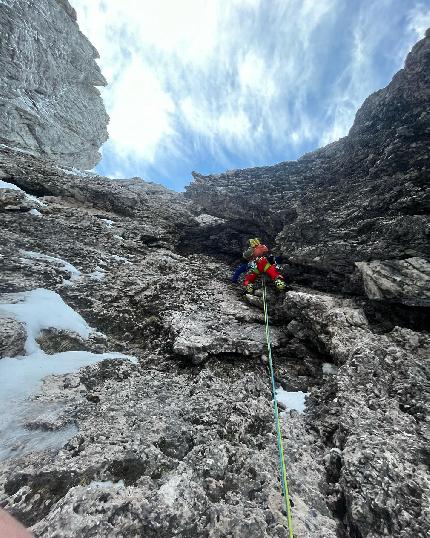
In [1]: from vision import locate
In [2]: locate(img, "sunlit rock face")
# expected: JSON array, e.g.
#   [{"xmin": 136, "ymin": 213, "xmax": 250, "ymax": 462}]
[{"xmin": 0, "ymin": 0, "xmax": 108, "ymax": 169}]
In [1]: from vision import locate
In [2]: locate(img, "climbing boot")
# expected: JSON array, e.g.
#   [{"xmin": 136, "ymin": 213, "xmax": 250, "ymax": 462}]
[
  {"xmin": 245, "ymin": 283, "xmax": 255, "ymax": 294},
  {"xmin": 274, "ymin": 277, "xmax": 286, "ymax": 291}
]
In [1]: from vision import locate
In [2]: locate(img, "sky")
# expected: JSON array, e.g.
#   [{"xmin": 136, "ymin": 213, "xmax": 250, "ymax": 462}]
[{"xmin": 71, "ymin": 0, "xmax": 430, "ymax": 191}]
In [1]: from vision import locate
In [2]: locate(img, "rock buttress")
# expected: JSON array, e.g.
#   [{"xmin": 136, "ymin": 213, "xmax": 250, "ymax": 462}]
[
  {"xmin": 0, "ymin": 0, "xmax": 108, "ymax": 169},
  {"xmin": 185, "ymin": 30, "xmax": 430, "ymax": 302}
]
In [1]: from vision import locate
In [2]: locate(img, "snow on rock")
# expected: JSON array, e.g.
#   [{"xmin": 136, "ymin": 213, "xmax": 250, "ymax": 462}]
[
  {"xmin": 0, "ymin": 288, "xmax": 137, "ymax": 460},
  {"xmin": 87, "ymin": 266, "xmax": 105, "ymax": 281},
  {"xmin": 0, "ymin": 180, "xmax": 44, "ymax": 206},
  {"xmin": 276, "ymin": 388, "xmax": 308, "ymax": 413},
  {"xmin": 0, "ymin": 288, "xmax": 90, "ymax": 354},
  {"xmin": 20, "ymin": 250, "xmax": 81, "ymax": 285},
  {"xmin": 322, "ymin": 363, "xmax": 338, "ymax": 376},
  {"xmin": 0, "ymin": 350, "xmax": 136, "ymax": 404},
  {"xmin": 29, "ymin": 208, "xmax": 42, "ymax": 217},
  {"xmin": 0, "ymin": 180, "xmax": 20, "ymax": 190},
  {"xmin": 0, "ymin": 180, "xmax": 44, "ymax": 211},
  {"xmin": 0, "ymin": 143, "xmax": 34, "ymax": 155},
  {"xmin": 0, "ymin": 350, "xmax": 135, "ymax": 460}
]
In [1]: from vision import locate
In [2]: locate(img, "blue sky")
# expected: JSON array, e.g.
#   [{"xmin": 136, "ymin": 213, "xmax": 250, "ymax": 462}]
[{"xmin": 72, "ymin": 0, "xmax": 430, "ymax": 191}]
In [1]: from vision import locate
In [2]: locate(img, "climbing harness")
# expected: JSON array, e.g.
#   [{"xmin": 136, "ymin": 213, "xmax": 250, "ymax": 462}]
[{"xmin": 262, "ymin": 278, "xmax": 294, "ymax": 538}]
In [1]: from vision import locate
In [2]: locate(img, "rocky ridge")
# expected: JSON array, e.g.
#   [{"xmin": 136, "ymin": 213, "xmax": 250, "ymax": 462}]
[
  {"xmin": 0, "ymin": 149, "xmax": 339, "ymax": 537},
  {"xmin": 0, "ymin": 0, "xmax": 108, "ymax": 169},
  {"xmin": 0, "ymin": 10, "xmax": 429, "ymax": 538},
  {"xmin": 186, "ymin": 30, "xmax": 430, "ymax": 302}
]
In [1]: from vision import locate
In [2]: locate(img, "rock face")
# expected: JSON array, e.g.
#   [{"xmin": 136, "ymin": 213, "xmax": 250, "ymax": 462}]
[
  {"xmin": 186, "ymin": 30, "xmax": 430, "ymax": 300},
  {"xmin": 289, "ymin": 291, "xmax": 430, "ymax": 537},
  {"xmin": 0, "ymin": 5, "xmax": 429, "ymax": 538},
  {"xmin": 356, "ymin": 258, "xmax": 430, "ymax": 307},
  {"xmin": 0, "ymin": 149, "xmax": 338, "ymax": 538},
  {"xmin": 0, "ymin": 316, "xmax": 26, "ymax": 358},
  {"xmin": 0, "ymin": 0, "xmax": 108, "ymax": 169}
]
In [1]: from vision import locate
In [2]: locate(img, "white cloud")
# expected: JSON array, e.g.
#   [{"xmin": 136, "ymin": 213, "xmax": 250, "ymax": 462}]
[
  {"xmin": 238, "ymin": 51, "xmax": 277, "ymax": 99},
  {"xmin": 320, "ymin": 1, "xmax": 430, "ymax": 147},
  {"xmin": 407, "ymin": 3, "xmax": 430, "ymax": 38},
  {"xmin": 71, "ymin": 0, "xmax": 429, "ymax": 181},
  {"xmin": 72, "ymin": 0, "xmax": 340, "ymax": 167},
  {"xmin": 105, "ymin": 56, "xmax": 175, "ymax": 163}
]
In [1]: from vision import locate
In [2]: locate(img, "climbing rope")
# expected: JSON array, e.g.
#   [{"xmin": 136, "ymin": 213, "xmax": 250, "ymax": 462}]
[{"xmin": 262, "ymin": 278, "xmax": 294, "ymax": 538}]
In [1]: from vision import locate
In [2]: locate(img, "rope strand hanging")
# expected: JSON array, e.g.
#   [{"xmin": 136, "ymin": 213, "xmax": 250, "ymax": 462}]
[{"xmin": 262, "ymin": 278, "xmax": 294, "ymax": 538}]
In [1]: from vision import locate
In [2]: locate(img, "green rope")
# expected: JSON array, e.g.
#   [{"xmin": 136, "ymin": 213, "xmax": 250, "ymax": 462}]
[{"xmin": 262, "ymin": 278, "xmax": 294, "ymax": 538}]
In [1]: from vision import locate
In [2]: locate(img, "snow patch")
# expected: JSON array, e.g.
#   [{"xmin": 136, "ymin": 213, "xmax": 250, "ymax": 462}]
[
  {"xmin": 100, "ymin": 218, "xmax": 114, "ymax": 228},
  {"xmin": 276, "ymin": 388, "xmax": 308, "ymax": 413},
  {"xmin": 0, "ymin": 351, "xmax": 135, "ymax": 460},
  {"xmin": 0, "ymin": 288, "xmax": 91, "ymax": 354},
  {"xmin": 2, "ymin": 417, "xmax": 78, "ymax": 461},
  {"xmin": 0, "ymin": 181, "xmax": 45, "ymax": 206},
  {"xmin": 87, "ymin": 267, "xmax": 105, "ymax": 281},
  {"xmin": 21, "ymin": 250, "xmax": 81, "ymax": 284},
  {"xmin": 26, "ymin": 194, "xmax": 46, "ymax": 207},
  {"xmin": 0, "ymin": 288, "xmax": 137, "ymax": 460},
  {"xmin": 0, "ymin": 180, "xmax": 21, "ymax": 190},
  {"xmin": 322, "ymin": 363, "xmax": 338, "ymax": 376},
  {"xmin": 0, "ymin": 143, "xmax": 33, "ymax": 156},
  {"xmin": 29, "ymin": 209, "xmax": 42, "ymax": 217}
]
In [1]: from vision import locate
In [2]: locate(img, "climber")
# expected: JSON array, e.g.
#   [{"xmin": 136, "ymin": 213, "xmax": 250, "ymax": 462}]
[
  {"xmin": 233, "ymin": 238, "xmax": 286, "ymax": 294},
  {"xmin": 231, "ymin": 261, "xmax": 250, "ymax": 284}
]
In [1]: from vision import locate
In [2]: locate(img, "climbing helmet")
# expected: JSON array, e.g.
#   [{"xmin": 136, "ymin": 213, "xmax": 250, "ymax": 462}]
[{"xmin": 248, "ymin": 238, "xmax": 261, "ymax": 248}]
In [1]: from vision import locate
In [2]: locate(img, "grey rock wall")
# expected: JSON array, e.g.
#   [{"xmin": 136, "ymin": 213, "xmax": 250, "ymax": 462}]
[
  {"xmin": 0, "ymin": 6, "xmax": 429, "ymax": 538},
  {"xmin": 0, "ymin": 0, "xmax": 108, "ymax": 169},
  {"xmin": 0, "ymin": 148, "xmax": 340, "ymax": 537},
  {"xmin": 186, "ymin": 30, "xmax": 430, "ymax": 302},
  {"xmin": 1, "ymin": 135, "xmax": 429, "ymax": 538},
  {"xmin": 356, "ymin": 258, "xmax": 430, "ymax": 307}
]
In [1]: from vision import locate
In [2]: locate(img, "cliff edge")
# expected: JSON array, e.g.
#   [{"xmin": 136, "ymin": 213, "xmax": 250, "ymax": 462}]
[{"xmin": 0, "ymin": 0, "xmax": 108, "ymax": 169}]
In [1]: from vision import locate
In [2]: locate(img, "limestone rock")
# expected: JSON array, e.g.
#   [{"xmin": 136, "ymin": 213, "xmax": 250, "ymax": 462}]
[
  {"xmin": 186, "ymin": 31, "xmax": 430, "ymax": 294},
  {"xmin": 36, "ymin": 328, "xmax": 108, "ymax": 355},
  {"xmin": 356, "ymin": 257, "xmax": 430, "ymax": 306},
  {"xmin": 0, "ymin": 6, "xmax": 429, "ymax": 538},
  {"xmin": 0, "ymin": 0, "xmax": 108, "ymax": 169},
  {"xmin": 0, "ymin": 189, "xmax": 31, "ymax": 212},
  {"xmin": 0, "ymin": 316, "xmax": 26, "ymax": 358},
  {"xmin": 0, "ymin": 147, "xmax": 337, "ymax": 536}
]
